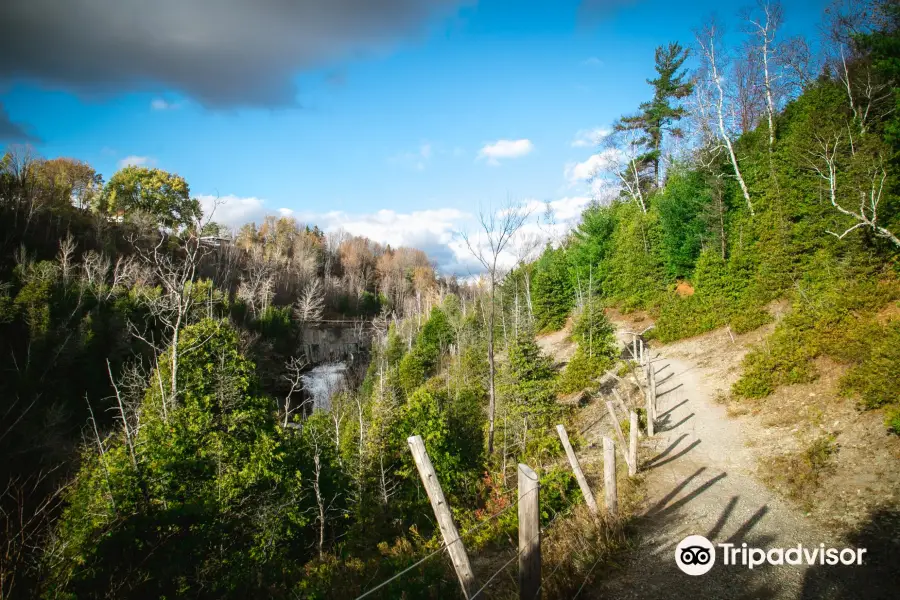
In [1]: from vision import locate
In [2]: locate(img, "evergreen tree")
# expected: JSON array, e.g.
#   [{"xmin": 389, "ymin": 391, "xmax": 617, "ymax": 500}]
[
  {"xmin": 616, "ymin": 42, "xmax": 693, "ymax": 187},
  {"xmin": 531, "ymin": 245, "xmax": 574, "ymax": 332}
]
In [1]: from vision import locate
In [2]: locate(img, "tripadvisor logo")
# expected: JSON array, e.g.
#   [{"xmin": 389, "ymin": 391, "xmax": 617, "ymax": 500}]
[{"xmin": 675, "ymin": 535, "xmax": 868, "ymax": 576}]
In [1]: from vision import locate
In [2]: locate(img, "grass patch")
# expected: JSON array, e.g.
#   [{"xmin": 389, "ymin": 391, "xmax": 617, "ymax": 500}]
[{"xmin": 762, "ymin": 434, "xmax": 839, "ymax": 508}]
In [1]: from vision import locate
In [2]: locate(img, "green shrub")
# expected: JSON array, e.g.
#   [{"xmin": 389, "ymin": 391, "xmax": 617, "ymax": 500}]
[
  {"xmin": 654, "ymin": 294, "xmax": 728, "ymax": 342},
  {"xmin": 733, "ymin": 278, "xmax": 899, "ymax": 401},
  {"xmin": 729, "ymin": 304, "xmax": 773, "ymax": 334},
  {"xmin": 557, "ymin": 348, "xmax": 607, "ymax": 394},
  {"xmin": 840, "ymin": 320, "xmax": 900, "ymax": 421},
  {"xmin": 732, "ymin": 326, "xmax": 817, "ymax": 398}
]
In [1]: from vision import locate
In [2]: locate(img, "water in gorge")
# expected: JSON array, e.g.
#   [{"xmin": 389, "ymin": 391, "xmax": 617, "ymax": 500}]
[{"xmin": 301, "ymin": 362, "xmax": 347, "ymax": 411}]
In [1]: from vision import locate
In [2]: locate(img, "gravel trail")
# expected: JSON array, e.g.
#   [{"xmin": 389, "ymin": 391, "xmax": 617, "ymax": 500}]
[{"xmin": 588, "ymin": 330, "xmax": 895, "ymax": 600}]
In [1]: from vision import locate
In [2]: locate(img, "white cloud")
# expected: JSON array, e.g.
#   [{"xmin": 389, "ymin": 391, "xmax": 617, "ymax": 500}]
[
  {"xmin": 541, "ymin": 196, "xmax": 594, "ymax": 222},
  {"xmin": 564, "ymin": 148, "xmax": 621, "ymax": 184},
  {"xmin": 582, "ymin": 57, "xmax": 604, "ymax": 67},
  {"xmin": 197, "ymin": 194, "xmax": 269, "ymax": 229},
  {"xmin": 118, "ymin": 155, "xmax": 154, "ymax": 168},
  {"xmin": 571, "ymin": 127, "xmax": 610, "ymax": 148},
  {"xmin": 309, "ymin": 207, "xmax": 486, "ymax": 274},
  {"xmin": 150, "ymin": 97, "xmax": 180, "ymax": 110},
  {"xmin": 478, "ymin": 139, "xmax": 534, "ymax": 166},
  {"xmin": 195, "ymin": 193, "xmax": 598, "ymax": 276}
]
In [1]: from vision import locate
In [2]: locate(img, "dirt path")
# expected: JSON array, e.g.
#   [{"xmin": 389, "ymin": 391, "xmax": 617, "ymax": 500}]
[{"xmin": 588, "ymin": 327, "xmax": 896, "ymax": 600}]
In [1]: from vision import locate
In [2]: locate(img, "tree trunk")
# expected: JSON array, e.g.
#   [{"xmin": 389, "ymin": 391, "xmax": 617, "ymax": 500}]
[{"xmin": 487, "ymin": 280, "xmax": 497, "ymax": 454}]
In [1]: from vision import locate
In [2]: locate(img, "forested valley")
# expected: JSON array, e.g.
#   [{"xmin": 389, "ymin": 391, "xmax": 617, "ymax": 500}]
[{"xmin": 1, "ymin": 0, "xmax": 899, "ymax": 598}]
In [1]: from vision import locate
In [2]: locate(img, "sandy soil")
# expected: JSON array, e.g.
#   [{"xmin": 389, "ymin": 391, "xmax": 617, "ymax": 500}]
[{"xmin": 536, "ymin": 318, "xmax": 577, "ymax": 369}]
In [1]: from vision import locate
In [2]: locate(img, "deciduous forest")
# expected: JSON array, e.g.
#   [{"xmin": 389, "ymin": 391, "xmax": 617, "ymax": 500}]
[{"xmin": 0, "ymin": 0, "xmax": 898, "ymax": 598}]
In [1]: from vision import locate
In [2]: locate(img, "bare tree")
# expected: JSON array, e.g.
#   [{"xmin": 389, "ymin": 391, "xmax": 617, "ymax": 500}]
[
  {"xmin": 301, "ymin": 423, "xmax": 343, "ymax": 559},
  {"xmin": 282, "ymin": 356, "xmax": 309, "ymax": 427},
  {"xmin": 822, "ymin": 0, "xmax": 891, "ymax": 134},
  {"xmin": 237, "ymin": 245, "xmax": 275, "ymax": 317},
  {"xmin": 129, "ymin": 232, "xmax": 211, "ymax": 418},
  {"xmin": 806, "ymin": 132, "xmax": 900, "ymax": 247},
  {"xmin": 294, "ymin": 279, "xmax": 325, "ymax": 323},
  {"xmin": 460, "ymin": 201, "xmax": 529, "ymax": 453},
  {"xmin": 511, "ymin": 231, "xmax": 543, "ymax": 325},
  {"xmin": 3, "ymin": 145, "xmax": 41, "ymax": 231},
  {"xmin": 780, "ymin": 34, "xmax": 817, "ymax": 95},
  {"xmin": 730, "ymin": 46, "xmax": 766, "ymax": 134},
  {"xmin": 601, "ymin": 128, "xmax": 650, "ymax": 213},
  {"xmin": 695, "ymin": 19, "xmax": 756, "ymax": 215},
  {"xmin": 744, "ymin": 1, "xmax": 784, "ymax": 148},
  {"xmin": 81, "ymin": 250, "xmax": 111, "ymax": 293},
  {"xmin": 57, "ymin": 234, "xmax": 76, "ymax": 285},
  {"xmin": 1, "ymin": 468, "xmax": 68, "ymax": 598}
]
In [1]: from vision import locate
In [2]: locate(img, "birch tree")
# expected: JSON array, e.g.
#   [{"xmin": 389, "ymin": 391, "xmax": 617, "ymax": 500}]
[
  {"xmin": 695, "ymin": 19, "xmax": 756, "ymax": 215},
  {"xmin": 806, "ymin": 132, "xmax": 900, "ymax": 247},
  {"xmin": 129, "ymin": 231, "xmax": 211, "ymax": 418},
  {"xmin": 603, "ymin": 127, "xmax": 651, "ymax": 213},
  {"xmin": 460, "ymin": 201, "xmax": 529, "ymax": 453},
  {"xmin": 744, "ymin": 1, "xmax": 784, "ymax": 148}
]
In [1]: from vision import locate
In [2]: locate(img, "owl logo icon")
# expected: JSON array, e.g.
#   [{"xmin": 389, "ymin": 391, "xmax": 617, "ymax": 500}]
[{"xmin": 676, "ymin": 535, "xmax": 716, "ymax": 575}]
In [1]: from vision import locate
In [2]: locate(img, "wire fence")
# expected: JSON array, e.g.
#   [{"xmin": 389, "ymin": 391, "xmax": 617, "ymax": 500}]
[
  {"xmin": 353, "ymin": 486, "xmax": 539, "ymax": 600},
  {"xmin": 469, "ymin": 497, "xmax": 575, "ymax": 599},
  {"xmin": 353, "ymin": 452, "xmax": 607, "ymax": 600},
  {"xmin": 352, "ymin": 344, "xmax": 647, "ymax": 600}
]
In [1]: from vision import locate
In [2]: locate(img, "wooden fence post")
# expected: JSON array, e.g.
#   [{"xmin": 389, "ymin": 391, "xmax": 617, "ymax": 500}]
[
  {"xmin": 604, "ymin": 401, "xmax": 632, "ymax": 473},
  {"xmin": 650, "ymin": 361, "xmax": 658, "ymax": 419},
  {"xmin": 628, "ymin": 410, "xmax": 638, "ymax": 477},
  {"xmin": 555, "ymin": 425, "xmax": 598, "ymax": 515},
  {"xmin": 518, "ymin": 463, "xmax": 541, "ymax": 600},
  {"xmin": 632, "ymin": 334, "xmax": 638, "ymax": 363},
  {"xmin": 603, "ymin": 437, "xmax": 618, "ymax": 517},
  {"xmin": 408, "ymin": 435, "xmax": 475, "ymax": 598},
  {"xmin": 612, "ymin": 388, "xmax": 641, "ymax": 438},
  {"xmin": 610, "ymin": 388, "xmax": 628, "ymax": 417}
]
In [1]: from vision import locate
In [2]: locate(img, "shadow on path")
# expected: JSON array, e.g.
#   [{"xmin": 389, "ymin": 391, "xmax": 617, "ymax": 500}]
[
  {"xmin": 644, "ymin": 439, "xmax": 701, "ymax": 471},
  {"xmin": 595, "ymin": 472, "xmax": 782, "ymax": 599},
  {"xmin": 657, "ymin": 412, "xmax": 694, "ymax": 433},
  {"xmin": 798, "ymin": 507, "xmax": 900, "ymax": 600},
  {"xmin": 657, "ymin": 383, "xmax": 684, "ymax": 397},
  {"xmin": 657, "ymin": 399, "xmax": 689, "ymax": 420}
]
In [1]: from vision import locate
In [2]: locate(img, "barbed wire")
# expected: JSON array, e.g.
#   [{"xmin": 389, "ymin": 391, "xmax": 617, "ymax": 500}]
[
  {"xmin": 354, "ymin": 403, "xmax": 613, "ymax": 600},
  {"xmin": 570, "ymin": 551, "xmax": 605, "ymax": 599},
  {"xmin": 353, "ymin": 486, "xmax": 539, "ymax": 600},
  {"xmin": 469, "ymin": 497, "xmax": 574, "ymax": 600}
]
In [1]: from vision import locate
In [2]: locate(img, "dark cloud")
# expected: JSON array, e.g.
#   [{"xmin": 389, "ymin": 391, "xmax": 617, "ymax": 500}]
[
  {"xmin": 0, "ymin": 103, "xmax": 38, "ymax": 142},
  {"xmin": 0, "ymin": 0, "xmax": 468, "ymax": 108}
]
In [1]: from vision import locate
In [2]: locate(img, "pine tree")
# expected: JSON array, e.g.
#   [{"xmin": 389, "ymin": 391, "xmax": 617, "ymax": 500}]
[{"xmin": 616, "ymin": 42, "xmax": 693, "ymax": 187}]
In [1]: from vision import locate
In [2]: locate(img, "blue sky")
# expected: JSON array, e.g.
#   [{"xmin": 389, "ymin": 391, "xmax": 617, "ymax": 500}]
[{"xmin": 0, "ymin": 0, "xmax": 829, "ymax": 273}]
